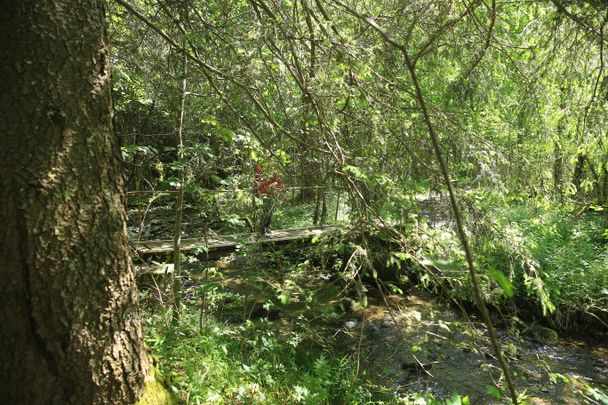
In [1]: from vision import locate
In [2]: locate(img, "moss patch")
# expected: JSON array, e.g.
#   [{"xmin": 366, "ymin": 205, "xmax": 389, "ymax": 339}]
[{"xmin": 134, "ymin": 355, "xmax": 176, "ymax": 405}]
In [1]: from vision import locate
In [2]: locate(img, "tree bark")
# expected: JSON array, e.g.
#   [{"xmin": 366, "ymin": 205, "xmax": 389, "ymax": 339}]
[
  {"xmin": 572, "ymin": 152, "xmax": 587, "ymax": 194},
  {"xmin": 553, "ymin": 140, "xmax": 564, "ymax": 196},
  {"xmin": 0, "ymin": 1, "xmax": 147, "ymax": 403},
  {"xmin": 298, "ymin": 3, "xmax": 322, "ymax": 203}
]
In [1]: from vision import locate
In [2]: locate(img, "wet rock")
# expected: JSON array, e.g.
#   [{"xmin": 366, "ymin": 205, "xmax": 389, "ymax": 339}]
[{"xmin": 526, "ymin": 323, "xmax": 559, "ymax": 344}]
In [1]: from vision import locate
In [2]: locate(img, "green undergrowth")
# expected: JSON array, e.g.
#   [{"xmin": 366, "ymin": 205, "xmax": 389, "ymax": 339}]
[
  {"xmin": 139, "ymin": 240, "xmax": 473, "ymax": 404},
  {"xmin": 142, "ymin": 308, "xmax": 368, "ymax": 404},
  {"xmin": 444, "ymin": 191, "xmax": 608, "ymax": 329},
  {"xmin": 476, "ymin": 194, "xmax": 608, "ymax": 328},
  {"xmin": 273, "ymin": 193, "xmax": 352, "ymax": 230},
  {"xmin": 139, "ymin": 245, "xmax": 374, "ymax": 405},
  {"xmin": 142, "ymin": 305, "xmax": 473, "ymax": 404},
  {"xmin": 370, "ymin": 190, "xmax": 608, "ymax": 331}
]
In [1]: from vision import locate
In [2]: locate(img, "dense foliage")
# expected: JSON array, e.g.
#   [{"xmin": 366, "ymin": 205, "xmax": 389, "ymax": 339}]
[{"xmin": 108, "ymin": 0, "xmax": 608, "ymax": 403}]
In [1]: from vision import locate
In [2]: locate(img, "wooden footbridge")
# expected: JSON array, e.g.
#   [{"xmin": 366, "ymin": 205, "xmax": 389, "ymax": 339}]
[{"xmin": 132, "ymin": 225, "xmax": 339, "ymax": 258}]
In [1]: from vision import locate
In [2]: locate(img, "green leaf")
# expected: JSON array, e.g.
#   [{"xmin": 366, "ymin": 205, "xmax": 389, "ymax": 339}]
[
  {"xmin": 445, "ymin": 393, "xmax": 464, "ymax": 405},
  {"xmin": 548, "ymin": 372, "xmax": 569, "ymax": 384},
  {"xmin": 488, "ymin": 268, "xmax": 514, "ymax": 297},
  {"xmin": 421, "ymin": 259, "xmax": 459, "ymax": 271},
  {"xmin": 192, "ymin": 246, "xmax": 209, "ymax": 254},
  {"xmin": 392, "ymin": 252, "xmax": 412, "ymax": 261},
  {"xmin": 342, "ymin": 165, "xmax": 368, "ymax": 180},
  {"xmin": 586, "ymin": 386, "xmax": 608, "ymax": 404},
  {"xmin": 217, "ymin": 127, "xmax": 235, "ymax": 141},
  {"xmin": 485, "ymin": 385, "xmax": 501, "ymax": 399}
]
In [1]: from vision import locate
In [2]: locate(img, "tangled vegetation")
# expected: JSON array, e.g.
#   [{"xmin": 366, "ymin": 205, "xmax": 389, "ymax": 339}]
[{"xmin": 109, "ymin": 0, "xmax": 608, "ymax": 403}]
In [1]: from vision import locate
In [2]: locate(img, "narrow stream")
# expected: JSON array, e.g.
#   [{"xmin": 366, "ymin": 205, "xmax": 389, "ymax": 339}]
[{"xmin": 339, "ymin": 289, "xmax": 608, "ymax": 404}]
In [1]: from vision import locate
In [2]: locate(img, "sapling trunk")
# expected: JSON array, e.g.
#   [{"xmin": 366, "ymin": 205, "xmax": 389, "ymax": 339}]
[{"xmin": 172, "ymin": 43, "xmax": 188, "ymax": 320}]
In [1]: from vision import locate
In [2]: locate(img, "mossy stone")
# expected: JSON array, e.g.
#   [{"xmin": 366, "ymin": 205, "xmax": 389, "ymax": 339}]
[{"xmin": 530, "ymin": 324, "xmax": 559, "ymax": 344}]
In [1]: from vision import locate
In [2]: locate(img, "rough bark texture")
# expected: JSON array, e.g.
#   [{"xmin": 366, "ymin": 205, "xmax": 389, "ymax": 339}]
[{"xmin": 0, "ymin": 0, "xmax": 147, "ymax": 403}]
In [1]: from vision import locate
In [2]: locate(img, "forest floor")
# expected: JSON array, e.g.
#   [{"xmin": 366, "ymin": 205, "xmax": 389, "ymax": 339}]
[
  {"xmin": 131, "ymin": 191, "xmax": 608, "ymax": 403},
  {"xmin": 138, "ymin": 251, "xmax": 608, "ymax": 404}
]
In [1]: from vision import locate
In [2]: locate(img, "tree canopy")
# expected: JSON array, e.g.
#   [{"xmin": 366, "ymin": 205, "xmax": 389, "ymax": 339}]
[{"xmin": 3, "ymin": 0, "xmax": 608, "ymax": 403}]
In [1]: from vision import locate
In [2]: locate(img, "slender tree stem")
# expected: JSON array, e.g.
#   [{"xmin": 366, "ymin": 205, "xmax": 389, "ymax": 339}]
[
  {"xmin": 172, "ymin": 39, "xmax": 188, "ymax": 320},
  {"xmin": 402, "ymin": 48, "xmax": 519, "ymax": 405},
  {"xmin": 331, "ymin": 2, "xmax": 519, "ymax": 402}
]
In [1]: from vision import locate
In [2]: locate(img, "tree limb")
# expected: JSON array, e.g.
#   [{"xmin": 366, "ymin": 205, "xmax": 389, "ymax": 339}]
[{"xmin": 331, "ymin": 2, "xmax": 519, "ymax": 402}]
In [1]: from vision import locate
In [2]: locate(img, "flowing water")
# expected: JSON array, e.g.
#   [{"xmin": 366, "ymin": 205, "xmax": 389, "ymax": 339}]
[{"xmin": 338, "ymin": 289, "xmax": 608, "ymax": 404}]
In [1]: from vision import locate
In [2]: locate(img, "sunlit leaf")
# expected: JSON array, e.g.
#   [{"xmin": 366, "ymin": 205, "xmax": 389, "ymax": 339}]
[
  {"xmin": 485, "ymin": 385, "xmax": 501, "ymax": 399},
  {"xmin": 421, "ymin": 259, "xmax": 459, "ymax": 271},
  {"xmin": 489, "ymin": 268, "xmax": 514, "ymax": 297}
]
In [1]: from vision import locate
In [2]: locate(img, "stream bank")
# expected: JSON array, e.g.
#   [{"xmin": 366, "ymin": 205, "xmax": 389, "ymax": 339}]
[{"xmin": 139, "ymin": 251, "xmax": 608, "ymax": 404}]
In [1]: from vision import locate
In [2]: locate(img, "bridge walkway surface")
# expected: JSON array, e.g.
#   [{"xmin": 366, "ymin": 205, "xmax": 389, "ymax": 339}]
[{"xmin": 132, "ymin": 225, "xmax": 339, "ymax": 257}]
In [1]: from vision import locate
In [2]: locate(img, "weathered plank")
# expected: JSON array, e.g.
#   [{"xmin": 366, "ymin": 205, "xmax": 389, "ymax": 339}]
[{"xmin": 132, "ymin": 226, "xmax": 338, "ymax": 256}]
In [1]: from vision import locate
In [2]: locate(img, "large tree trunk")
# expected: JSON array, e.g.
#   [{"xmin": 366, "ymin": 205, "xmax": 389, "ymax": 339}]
[{"xmin": 0, "ymin": 1, "xmax": 147, "ymax": 403}]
